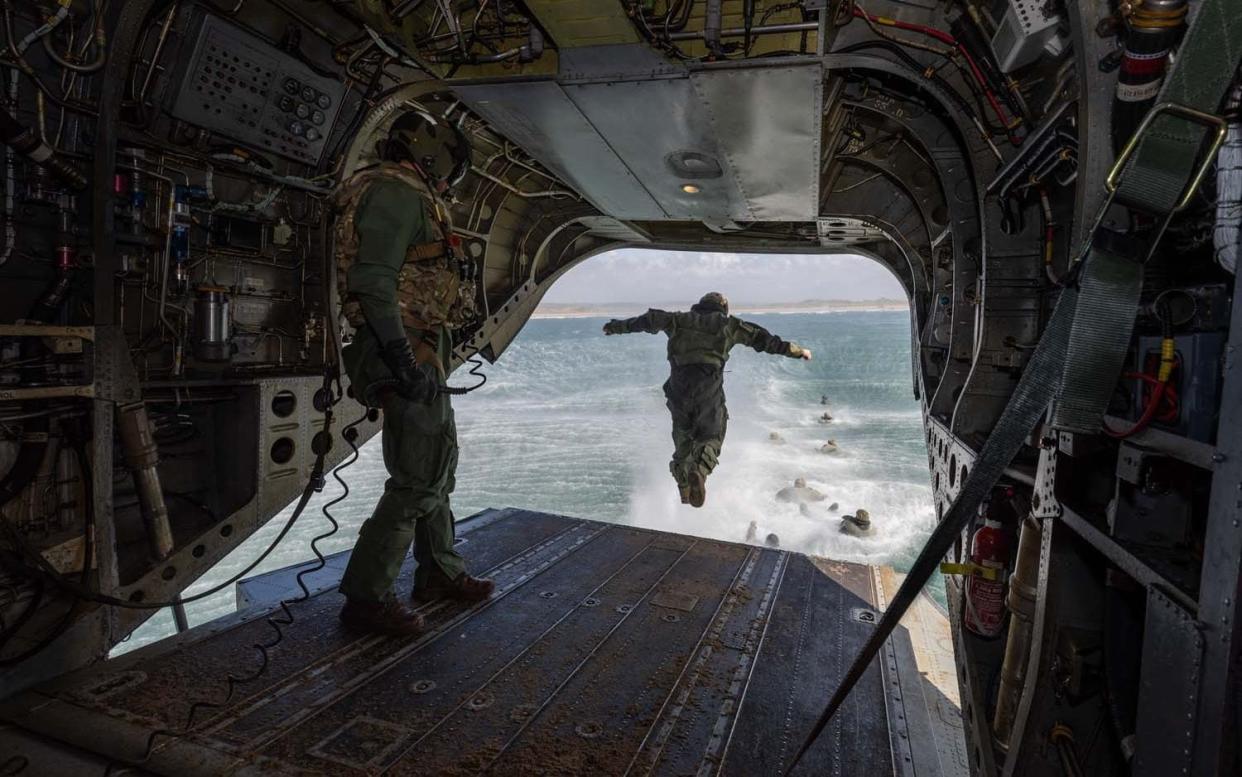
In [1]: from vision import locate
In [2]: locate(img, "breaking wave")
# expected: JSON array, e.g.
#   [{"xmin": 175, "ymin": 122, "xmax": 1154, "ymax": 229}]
[{"xmin": 118, "ymin": 310, "xmax": 937, "ymax": 654}]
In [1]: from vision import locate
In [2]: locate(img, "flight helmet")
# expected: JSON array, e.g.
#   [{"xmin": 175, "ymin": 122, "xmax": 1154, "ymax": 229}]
[
  {"xmin": 694, "ymin": 291, "xmax": 729, "ymax": 314},
  {"xmin": 380, "ymin": 107, "xmax": 471, "ymax": 190}
]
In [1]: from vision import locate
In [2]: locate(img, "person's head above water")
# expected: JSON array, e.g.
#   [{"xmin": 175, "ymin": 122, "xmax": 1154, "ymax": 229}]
[
  {"xmin": 692, "ymin": 292, "xmax": 729, "ymax": 315},
  {"xmin": 794, "ymin": 477, "xmax": 807, "ymax": 488}
]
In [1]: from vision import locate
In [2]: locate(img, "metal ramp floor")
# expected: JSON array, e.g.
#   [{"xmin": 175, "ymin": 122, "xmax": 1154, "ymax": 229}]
[{"xmin": 0, "ymin": 509, "xmax": 966, "ymax": 776}]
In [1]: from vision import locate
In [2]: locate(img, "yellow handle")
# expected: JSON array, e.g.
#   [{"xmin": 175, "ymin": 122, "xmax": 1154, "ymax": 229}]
[
  {"xmin": 1158, "ymin": 337, "xmax": 1176, "ymax": 382},
  {"xmin": 939, "ymin": 562, "xmax": 1002, "ymax": 581}
]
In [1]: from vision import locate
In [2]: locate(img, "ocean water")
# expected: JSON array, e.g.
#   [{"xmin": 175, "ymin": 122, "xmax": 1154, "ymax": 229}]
[{"xmin": 118, "ymin": 309, "xmax": 937, "ymax": 653}]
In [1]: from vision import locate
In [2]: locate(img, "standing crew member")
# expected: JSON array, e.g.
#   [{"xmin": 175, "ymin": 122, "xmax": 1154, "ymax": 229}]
[
  {"xmin": 334, "ymin": 107, "xmax": 494, "ymax": 635},
  {"xmin": 602, "ymin": 293, "xmax": 812, "ymax": 507}
]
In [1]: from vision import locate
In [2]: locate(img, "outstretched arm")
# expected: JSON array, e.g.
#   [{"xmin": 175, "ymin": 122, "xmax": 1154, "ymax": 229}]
[
  {"xmin": 603, "ymin": 308, "xmax": 675, "ymax": 336},
  {"xmin": 731, "ymin": 318, "xmax": 813, "ymax": 360}
]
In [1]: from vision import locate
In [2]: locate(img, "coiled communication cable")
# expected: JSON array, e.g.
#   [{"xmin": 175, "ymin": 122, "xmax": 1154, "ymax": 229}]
[
  {"xmin": 439, "ymin": 344, "xmax": 489, "ymax": 396},
  {"xmin": 103, "ymin": 406, "xmax": 370, "ymax": 774}
]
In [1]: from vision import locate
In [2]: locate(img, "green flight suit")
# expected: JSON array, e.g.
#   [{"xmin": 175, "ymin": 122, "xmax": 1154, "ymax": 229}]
[
  {"xmin": 338, "ymin": 177, "xmax": 466, "ymax": 602},
  {"xmin": 606, "ymin": 308, "xmax": 802, "ymax": 487}
]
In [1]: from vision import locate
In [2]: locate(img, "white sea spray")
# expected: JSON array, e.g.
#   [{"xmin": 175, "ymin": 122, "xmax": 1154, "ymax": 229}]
[{"xmin": 116, "ymin": 310, "xmax": 937, "ymax": 654}]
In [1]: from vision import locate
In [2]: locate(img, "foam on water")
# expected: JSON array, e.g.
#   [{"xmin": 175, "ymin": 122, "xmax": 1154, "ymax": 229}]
[{"xmin": 116, "ymin": 310, "xmax": 937, "ymax": 655}]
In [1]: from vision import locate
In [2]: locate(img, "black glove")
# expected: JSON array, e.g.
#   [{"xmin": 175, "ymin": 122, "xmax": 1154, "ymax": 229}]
[{"xmin": 379, "ymin": 337, "xmax": 438, "ymax": 404}]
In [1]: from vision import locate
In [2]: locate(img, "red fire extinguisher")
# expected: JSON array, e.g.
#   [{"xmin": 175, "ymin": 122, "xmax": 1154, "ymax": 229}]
[{"xmin": 965, "ymin": 498, "xmax": 1009, "ymax": 638}]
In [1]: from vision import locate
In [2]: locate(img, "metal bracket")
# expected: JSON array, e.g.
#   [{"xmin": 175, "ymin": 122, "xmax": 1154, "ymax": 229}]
[
  {"xmin": 817, "ymin": 217, "xmax": 887, "ymax": 245},
  {"xmin": 1105, "ymin": 102, "xmax": 1226, "ymax": 213}
]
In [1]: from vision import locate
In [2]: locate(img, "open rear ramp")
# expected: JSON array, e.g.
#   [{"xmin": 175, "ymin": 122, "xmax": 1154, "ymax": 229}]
[{"xmin": 0, "ymin": 509, "xmax": 966, "ymax": 776}]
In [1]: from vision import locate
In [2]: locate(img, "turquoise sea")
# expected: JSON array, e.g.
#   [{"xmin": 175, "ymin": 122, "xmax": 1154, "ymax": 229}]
[{"xmin": 120, "ymin": 309, "xmax": 938, "ymax": 652}]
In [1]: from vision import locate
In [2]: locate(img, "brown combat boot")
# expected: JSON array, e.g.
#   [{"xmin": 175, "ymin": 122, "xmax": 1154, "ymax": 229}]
[
  {"xmin": 688, "ymin": 471, "xmax": 706, "ymax": 508},
  {"xmin": 679, "ymin": 484, "xmax": 691, "ymax": 504},
  {"xmin": 339, "ymin": 595, "xmax": 426, "ymax": 636},
  {"xmin": 412, "ymin": 570, "xmax": 496, "ymax": 603}
]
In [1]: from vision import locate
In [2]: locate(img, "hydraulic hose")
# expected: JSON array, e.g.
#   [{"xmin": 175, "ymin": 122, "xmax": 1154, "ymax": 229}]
[
  {"xmin": 40, "ymin": 21, "xmax": 107, "ymax": 74},
  {"xmin": 1103, "ymin": 305, "xmax": 1176, "ymax": 438},
  {"xmin": 835, "ymin": 41, "xmax": 1010, "ymax": 138},
  {"xmin": 0, "ymin": 109, "xmax": 86, "ymax": 190},
  {"xmin": 851, "ymin": 5, "xmax": 1017, "ymax": 139}
]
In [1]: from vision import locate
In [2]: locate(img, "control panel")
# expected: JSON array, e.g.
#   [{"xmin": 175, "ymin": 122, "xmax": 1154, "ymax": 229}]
[{"xmin": 169, "ymin": 14, "xmax": 345, "ymax": 165}]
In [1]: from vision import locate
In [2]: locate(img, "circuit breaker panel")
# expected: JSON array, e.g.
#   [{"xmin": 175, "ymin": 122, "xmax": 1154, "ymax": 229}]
[{"xmin": 169, "ymin": 14, "xmax": 345, "ymax": 165}]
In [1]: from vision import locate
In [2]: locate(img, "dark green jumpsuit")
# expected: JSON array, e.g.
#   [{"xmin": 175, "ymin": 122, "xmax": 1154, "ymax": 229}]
[
  {"xmin": 606, "ymin": 308, "xmax": 802, "ymax": 488},
  {"xmin": 338, "ymin": 178, "xmax": 466, "ymax": 603}
]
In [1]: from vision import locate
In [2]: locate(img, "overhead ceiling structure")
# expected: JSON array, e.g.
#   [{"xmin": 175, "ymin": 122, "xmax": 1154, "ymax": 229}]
[{"xmin": 454, "ymin": 46, "xmax": 822, "ymax": 224}]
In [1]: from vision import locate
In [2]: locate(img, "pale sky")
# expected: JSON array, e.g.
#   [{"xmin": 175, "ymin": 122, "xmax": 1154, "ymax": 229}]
[{"xmin": 542, "ymin": 249, "xmax": 904, "ymax": 305}]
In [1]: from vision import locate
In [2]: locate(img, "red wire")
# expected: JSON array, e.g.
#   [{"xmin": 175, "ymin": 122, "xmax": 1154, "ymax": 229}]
[
  {"xmin": 1104, "ymin": 382, "xmax": 1167, "ymax": 438},
  {"xmin": 1104, "ymin": 372, "xmax": 1180, "ymax": 438},
  {"xmin": 851, "ymin": 6, "xmax": 1014, "ymax": 134}
]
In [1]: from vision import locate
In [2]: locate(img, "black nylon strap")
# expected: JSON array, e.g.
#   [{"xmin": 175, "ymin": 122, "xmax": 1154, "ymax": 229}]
[{"xmin": 785, "ymin": 268, "xmax": 1079, "ymax": 773}]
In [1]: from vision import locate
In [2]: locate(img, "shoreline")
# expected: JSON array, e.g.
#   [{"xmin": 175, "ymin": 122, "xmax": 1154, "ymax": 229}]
[{"xmin": 531, "ymin": 302, "xmax": 908, "ymax": 320}]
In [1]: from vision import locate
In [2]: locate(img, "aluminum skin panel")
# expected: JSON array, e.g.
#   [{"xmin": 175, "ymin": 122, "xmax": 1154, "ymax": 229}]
[
  {"xmin": 691, "ymin": 64, "xmax": 823, "ymax": 220},
  {"xmin": 452, "ymin": 81, "xmax": 666, "ymax": 219},
  {"xmin": 562, "ymin": 77, "xmax": 754, "ymax": 221},
  {"xmin": 1132, "ymin": 586, "xmax": 1203, "ymax": 777},
  {"xmin": 456, "ymin": 62, "xmax": 823, "ymax": 223}
]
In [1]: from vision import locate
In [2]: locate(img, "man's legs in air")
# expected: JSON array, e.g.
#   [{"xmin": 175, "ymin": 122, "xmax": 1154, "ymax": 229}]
[{"xmin": 664, "ymin": 365, "xmax": 726, "ymax": 508}]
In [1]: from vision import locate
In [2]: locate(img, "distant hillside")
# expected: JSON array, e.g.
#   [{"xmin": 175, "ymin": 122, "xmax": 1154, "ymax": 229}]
[{"xmin": 533, "ymin": 298, "xmax": 908, "ymax": 319}]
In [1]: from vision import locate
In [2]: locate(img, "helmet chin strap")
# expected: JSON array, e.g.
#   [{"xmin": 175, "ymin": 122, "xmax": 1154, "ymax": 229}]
[{"xmin": 401, "ymin": 158, "xmax": 448, "ymax": 193}]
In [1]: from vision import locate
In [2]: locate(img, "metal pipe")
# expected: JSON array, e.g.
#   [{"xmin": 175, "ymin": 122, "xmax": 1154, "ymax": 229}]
[
  {"xmin": 434, "ymin": 0, "xmax": 467, "ymax": 55},
  {"xmin": 40, "ymin": 22, "xmax": 106, "ymax": 73},
  {"xmin": 470, "ymin": 47, "xmax": 520, "ymax": 63},
  {"xmin": 992, "ymin": 513, "xmax": 1043, "ymax": 749},
  {"xmin": 121, "ymin": 165, "xmax": 184, "ymax": 354},
  {"xmin": 171, "ymin": 596, "xmax": 189, "ymax": 632},
  {"xmin": 469, "ymin": 165, "xmax": 573, "ymax": 199},
  {"xmin": 704, "ymin": 0, "xmax": 722, "ymax": 50},
  {"xmin": 138, "ymin": 2, "xmax": 179, "ymax": 103},
  {"xmin": 116, "ymin": 401, "xmax": 174, "ymax": 559},
  {"xmin": 391, "ymin": 0, "xmax": 428, "ymax": 19},
  {"xmin": 669, "ymin": 20, "xmax": 817, "ymax": 41}
]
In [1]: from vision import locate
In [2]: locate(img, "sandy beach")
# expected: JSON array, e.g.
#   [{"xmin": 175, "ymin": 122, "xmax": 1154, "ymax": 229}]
[{"xmin": 532, "ymin": 299, "xmax": 908, "ymax": 319}]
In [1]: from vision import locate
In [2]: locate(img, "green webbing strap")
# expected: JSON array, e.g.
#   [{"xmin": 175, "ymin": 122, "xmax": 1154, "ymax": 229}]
[
  {"xmin": 1049, "ymin": 247, "xmax": 1146, "ymax": 432},
  {"xmin": 1051, "ymin": 2, "xmax": 1241, "ymax": 433},
  {"xmin": 1115, "ymin": 0, "xmax": 1242, "ymax": 215},
  {"xmin": 785, "ymin": 267, "xmax": 1078, "ymax": 774},
  {"xmin": 787, "ymin": 5, "xmax": 1242, "ymax": 770}
]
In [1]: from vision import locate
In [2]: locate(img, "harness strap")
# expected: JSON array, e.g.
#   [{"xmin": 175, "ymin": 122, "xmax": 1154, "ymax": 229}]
[
  {"xmin": 1053, "ymin": 3, "xmax": 1237, "ymax": 432},
  {"xmin": 409, "ymin": 241, "xmax": 448, "ymax": 262},
  {"xmin": 413, "ymin": 336, "xmax": 446, "ymax": 381},
  {"xmin": 787, "ymin": 3, "xmax": 1242, "ymax": 770}
]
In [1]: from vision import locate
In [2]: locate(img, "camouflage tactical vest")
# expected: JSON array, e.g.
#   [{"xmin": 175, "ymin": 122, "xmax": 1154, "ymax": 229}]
[{"xmin": 334, "ymin": 164, "xmax": 479, "ymax": 331}]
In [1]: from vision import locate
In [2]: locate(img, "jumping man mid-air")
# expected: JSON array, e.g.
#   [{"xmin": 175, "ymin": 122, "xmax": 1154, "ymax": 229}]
[{"xmin": 602, "ymin": 292, "xmax": 812, "ymax": 507}]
